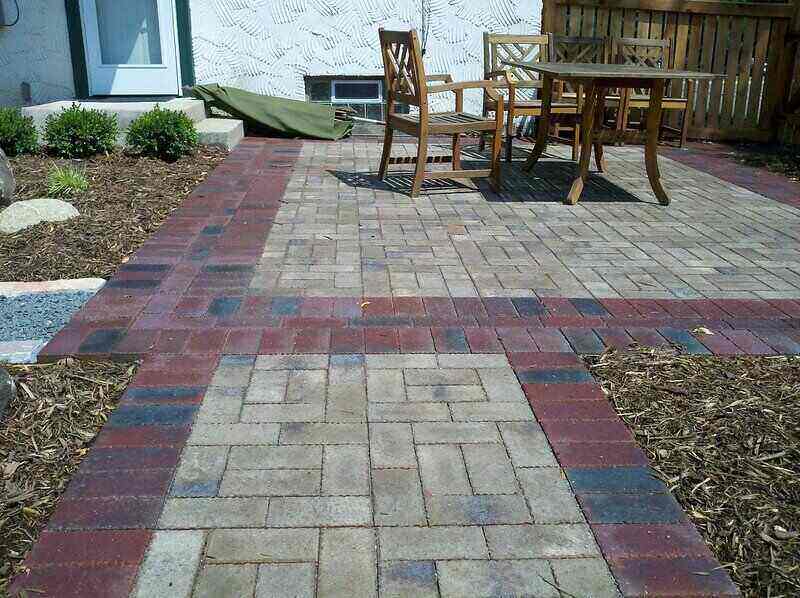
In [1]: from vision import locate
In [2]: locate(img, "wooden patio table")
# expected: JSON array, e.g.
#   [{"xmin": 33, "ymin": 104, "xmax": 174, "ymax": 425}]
[{"xmin": 502, "ymin": 61, "xmax": 722, "ymax": 205}]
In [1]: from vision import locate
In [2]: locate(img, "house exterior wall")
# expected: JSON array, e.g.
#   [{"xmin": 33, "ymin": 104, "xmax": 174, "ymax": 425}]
[
  {"xmin": 189, "ymin": 0, "xmax": 542, "ymax": 114},
  {"xmin": 0, "ymin": 0, "xmax": 76, "ymax": 107}
]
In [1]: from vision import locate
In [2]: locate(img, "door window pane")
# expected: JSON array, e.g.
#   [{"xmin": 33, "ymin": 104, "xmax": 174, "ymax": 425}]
[{"xmin": 95, "ymin": 0, "xmax": 163, "ymax": 65}]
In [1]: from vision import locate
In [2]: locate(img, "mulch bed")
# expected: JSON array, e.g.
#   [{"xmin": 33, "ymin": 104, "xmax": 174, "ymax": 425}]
[
  {"xmin": 0, "ymin": 359, "xmax": 136, "ymax": 593},
  {"xmin": 588, "ymin": 347, "xmax": 800, "ymax": 598},
  {"xmin": 1, "ymin": 149, "xmax": 226, "ymax": 282},
  {"xmin": 734, "ymin": 143, "xmax": 800, "ymax": 182}
]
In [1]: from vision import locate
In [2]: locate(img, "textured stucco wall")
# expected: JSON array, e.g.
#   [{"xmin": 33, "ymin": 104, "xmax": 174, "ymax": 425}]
[
  {"xmin": 0, "ymin": 0, "xmax": 76, "ymax": 107},
  {"xmin": 190, "ymin": 0, "xmax": 542, "ymax": 113}
]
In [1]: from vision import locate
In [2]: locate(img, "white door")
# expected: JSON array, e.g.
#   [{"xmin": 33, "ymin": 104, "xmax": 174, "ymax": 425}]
[{"xmin": 80, "ymin": 0, "xmax": 182, "ymax": 96}]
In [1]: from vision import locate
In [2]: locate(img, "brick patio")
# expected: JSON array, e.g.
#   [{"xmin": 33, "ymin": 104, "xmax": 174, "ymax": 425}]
[{"xmin": 12, "ymin": 137, "xmax": 800, "ymax": 596}]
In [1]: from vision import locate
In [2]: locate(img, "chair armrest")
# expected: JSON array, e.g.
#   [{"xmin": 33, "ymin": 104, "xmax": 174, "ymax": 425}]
[
  {"xmin": 426, "ymin": 74, "xmax": 454, "ymax": 84},
  {"xmin": 427, "ymin": 80, "xmax": 508, "ymax": 94}
]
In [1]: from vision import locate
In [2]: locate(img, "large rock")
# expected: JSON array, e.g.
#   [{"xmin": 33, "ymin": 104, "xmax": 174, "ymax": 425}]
[
  {"xmin": 0, "ymin": 367, "xmax": 14, "ymax": 422},
  {"xmin": 0, "ymin": 198, "xmax": 79, "ymax": 234},
  {"xmin": 0, "ymin": 148, "xmax": 13, "ymax": 207}
]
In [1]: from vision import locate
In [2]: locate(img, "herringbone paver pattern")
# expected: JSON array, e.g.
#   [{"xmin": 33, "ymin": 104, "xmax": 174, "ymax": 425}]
[
  {"xmin": 252, "ymin": 141, "xmax": 800, "ymax": 299},
  {"xmin": 133, "ymin": 353, "xmax": 619, "ymax": 597}
]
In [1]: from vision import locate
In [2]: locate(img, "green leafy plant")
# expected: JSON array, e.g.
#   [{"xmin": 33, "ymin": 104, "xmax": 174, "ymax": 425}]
[
  {"xmin": 125, "ymin": 106, "xmax": 198, "ymax": 161},
  {"xmin": 46, "ymin": 164, "xmax": 89, "ymax": 197},
  {"xmin": 0, "ymin": 107, "xmax": 39, "ymax": 156},
  {"xmin": 44, "ymin": 103, "xmax": 118, "ymax": 158}
]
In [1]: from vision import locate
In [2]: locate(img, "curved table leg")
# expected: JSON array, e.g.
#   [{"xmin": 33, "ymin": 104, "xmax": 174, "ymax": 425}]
[
  {"xmin": 523, "ymin": 74, "xmax": 553, "ymax": 173},
  {"xmin": 645, "ymin": 79, "xmax": 670, "ymax": 206},
  {"xmin": 566, "ymin": 83, "xmax": 597, "ymax": 205}
]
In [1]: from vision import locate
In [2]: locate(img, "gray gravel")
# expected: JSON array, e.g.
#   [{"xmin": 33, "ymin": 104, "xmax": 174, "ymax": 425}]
[{"xmin": 0, "ymin": 292, "xmax": 93, "ymax": 342}]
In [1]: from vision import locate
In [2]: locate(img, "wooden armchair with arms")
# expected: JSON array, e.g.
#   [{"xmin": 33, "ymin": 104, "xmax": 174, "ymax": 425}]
[
  {"xmin": 479, "ymin": 33, "xmax": 580, "ymax": 162},
  {"xmin": 610, "ymin": 37, "xmax": 693, "ymax": 146},
  {"xmin": 378, "ymin": 28, "xmax": 507, "ymax": 197}
]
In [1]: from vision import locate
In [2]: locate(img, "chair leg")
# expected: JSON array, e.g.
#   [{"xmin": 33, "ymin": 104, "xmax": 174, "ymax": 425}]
[
  {"xmin": 680, "ymin": 81, "xmax": 695, "ymax": 148},
  {"xmin": 378, "ymin": 126, "xmax": 394, "ymax": 180},
  {"xmin": 505, "ymin": 109, "xmax": 514, "ymax": 162},
  {"xmin": 410, "ymin": 134, "xmax": 428, "ymax": 198},
  {"xmin": 452, "ymin": 133, "xmax": 462, "ymax": 170},
  {"xmin": 571, "ymin": 120, "xmax": 581, "ymax": 162},
  {"xmin": 490, "ymin": 126, "xmax": 503, "ymax": 192}
]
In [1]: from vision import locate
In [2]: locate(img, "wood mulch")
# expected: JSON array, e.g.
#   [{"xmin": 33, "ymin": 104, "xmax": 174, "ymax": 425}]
[
  {"xmin": 1, "ymin": 149, "xmax": 226, "ymax": 282},
  {"xmin": 588, "ymin": 347, "xmax": 800, "ymax": 598},
  {"xmin": 0, "ymin": 359, "xmax": 137, "ymax": 593}
]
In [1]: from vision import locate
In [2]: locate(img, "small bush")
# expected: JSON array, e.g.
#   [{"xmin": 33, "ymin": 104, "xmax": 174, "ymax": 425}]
[
  {"xmin": 126, "ymin": 106, "xmax": 198, "ymax": 161},
  {"xmin": 46, "ymin": 164, "xmax": 89, "ymax": 197},
  {"xmin": 0, "ymin": 107, "xmax": 38, "ymax": 156},
  {"xmin": 44, "ymin": 103, "xmax": 118, "ymax": 158}
]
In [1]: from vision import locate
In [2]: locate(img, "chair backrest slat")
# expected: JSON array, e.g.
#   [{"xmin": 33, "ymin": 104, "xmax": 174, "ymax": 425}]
[
  {"xmin": 549, "ymin": 35, "xmax": 608, "ymax": 64},
  {"xmin": 484, "ymin": 33, "xmax": 549, "ymax": 89},
  {"xmin": 611, "ymin": 37, "xmax": 670, "ymax": 69},
  {"xmin": 379, "ymin": 29, "xmax": 427, "ymax": 111}
]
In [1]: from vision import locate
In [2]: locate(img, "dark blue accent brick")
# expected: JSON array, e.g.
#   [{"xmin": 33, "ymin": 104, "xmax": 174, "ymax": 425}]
[
  {"xmin": 209, "ymin": 296, "xmax": 242, "ymax": 317},
  {"xmin": 330, "ymin": 354, "xmax": 365, "ymax": 366},
  {"xmin": 271, "ymin": 297, "xmax": 301, "ymax": 316},
  {"xmin": 517, "ymin": 368, "xmax": 593, "ymax": 384},
  {"xmin": 107, "ymin": 279, "xmax": 160, "ymax": 289},
  {"xmin": 108, "ymin": 405, "xmax": 197, "ymax": 427},
  {"xmin": 202, "ymin": 265, "xmax": 254, "ymax": 273},
  {"xmin": 563, "ymin": 328, "xmax": 606, "ymax": 354},
  {"xmin": 579, "ymin": 493, "xmax": 687, "ymax": 524},
  {"xmin": 350, "ymin": 316, "xmax": 413, "ymax": 327},
  {"xmin": 659, "ymin": 328, "xmax": 711, "ymax": 354},
  {"xmin": 202, "ymin": 225, "xmax": 223, "ymax": 235},
  {"xmin": 220, "ymin": 355, "xmax": 257, "ymax": 366},
  {"xmin": 512, "ymin": 297, "xmax": 546, "ymax": 317},
  {"xmin": 79, "ymin": 329, "xmax": 125, "ymax": 353},
  {"xmin": 570, "ymin": 298, "xmax": 610, "ymax": 317},
  {"xmin": 119, "ymin": 264, "xmax": 170, "ymax": 272},
  {"xmin": 567, "ymin": 467, "xmax": 667, "ymax": 494},
  {"xmin": 125, "ymin": 386, "xmax": 205, "ymax": 402}
]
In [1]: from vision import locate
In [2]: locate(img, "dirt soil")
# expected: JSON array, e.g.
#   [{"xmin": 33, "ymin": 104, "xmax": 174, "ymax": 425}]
[
  {"xmin": 588, "ymin": 347, "xmax": 800, "ymax": 598},
  {"xmin": 1, "ymin": 149, "xmax": 226, "ymax": 282},
  {"xmin": 0, "ymin": 359, "xmax": 137, "ymax": 594}
]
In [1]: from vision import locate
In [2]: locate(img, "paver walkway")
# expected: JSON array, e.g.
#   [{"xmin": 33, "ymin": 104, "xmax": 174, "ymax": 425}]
[{"xmin": 14, "ymin": 137, "xmax": 800, "ymax": 597}]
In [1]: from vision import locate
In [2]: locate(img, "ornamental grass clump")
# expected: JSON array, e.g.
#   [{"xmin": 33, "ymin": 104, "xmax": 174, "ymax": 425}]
[
  {"xmin": 46, "ymin": 164, "xmax": 89, "ymax": 197},
  {"xmin": 43, "ymin": 103, "xmax": 118, "ymax": 158},
  {"xmin": 126, "ymin": 106, "xmax": 198, "ymax": 162}
]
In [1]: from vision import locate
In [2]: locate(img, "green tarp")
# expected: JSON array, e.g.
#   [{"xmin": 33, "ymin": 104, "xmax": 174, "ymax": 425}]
[{"xmin": 192, "ymin": 84, "xmax": 353, "ymax": 141}]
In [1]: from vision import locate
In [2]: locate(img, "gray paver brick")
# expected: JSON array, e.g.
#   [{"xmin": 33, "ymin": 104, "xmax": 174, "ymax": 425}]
[
  {"xmin": 189, "ymin": 424, "xmax": 280, "ymax": 446},
  {"xmin": 255, "ymin": 354, "xmax": 328, "ymax": 370},
  {"xmin": 379, "ymin": 561, "xmax": 439, "ymax": 598},
  {"xmin": 192, "ymin": 564, "xmax": 257, "ymax": 598},
  {"xmin": 477, "ymin": 368, "xmax": 526, "ymax": 402},
  {"xmin": 461, "ymin": 444, "xmax": 518, "ymax": 494},
  {"xmin": 378, "ymin": 526, "xmax": 488, "ymax": 560},
  {"xmin": 417, "ymin": 445, "xmax": 471, "ymax": 495},
  {"xmin": 450, "ymin": 402, "xmax": 534, "ymax": 422},
  {"xmin": 255, "ymin": 563, "xmax": 316, "ymax": 598},
  {"xmin": 517, "ymin": 467, "xmax": 585, "ymax": 523},
  {"xmin": 404, "ymin": 368, "xmax": 480, "ymax": 386},
  {"xmin": 323, "ymin": 445, "xmax": 370, "ymax": 495},
  {"xmin": 437, "ymin": 354, "xmax": 509, "ymax": 368},
  {"xmin": 219, "ymin": 469, "xmax": 321, "ymax": 497},
  {"xmin": 227, "ymin": 445, "xmax": 323, "ymax": 469},
  {"xmin": 171, "ymin": 446, "xmax": 228, "ymax": 497},
  {"xmin": 326, "ymin": 382, "xmax": 367, "ymax": 421},
  {"xmin": 370, "ymin": 423, "xmax": 416, "ymax": 468},
  {"xmin": 366, "ymin": 354, "xmax": 437, "ymax": 369},
  {"xmin": 426, "ymin": 494, "xmax": 532, "ymax": 525},
  {"xmin": 133, "ymin": 530, "xmax": 204, "ymax": 598},
  {"xmin": 372, "ymin": 468, "xmax": 427, "ymax": 526},
  {"xmin": 405, "ymin": 385, "xmax": 486, "ymax": 402},
  {"xmin": 286, "ymin": 370, "xmax": 327, "ymax": 403},
  {"xmin": 245, "ymin": 370, "xmax": 289, "ymax": 403},
  {"xmin": 279, "ymin": 422, "xmax": 368, "ymax": 444},
  {"xmin": 412, "ymin": 422, "xmax": 500, "ymax": 444},
  {"xmin": 240, "ymin": 402, "xmax": 325, "ymax": 422},
  {"xmin": 268, "ymin": 496, "xmax": 372, "ymax": 527},
  {"xmin": 318, "ymin": 528, "xmax": 377, "ymax": 597},
  {"xmin": 484, "ymin": 524, "xmax": 600, "ymax": 558},
  {"xmin": 436, "ymin": 559, "xmax": 558, "ymax": 598},
  {"xmin": 205, "ymin": 528, "xmax": 319, "ymax": 563},
  {"xmin": 210, "ymin": 366, "xmax": 253, "ymax": 388},
  {"xmin": 551, "ymin": 558, "xmax": 622, "ymax": 598},
  {"xmin": 369, "ymin": 402, "xmax": 451, "ymax": 422},
  {"xmin": 367, "ymin": 369, "xmax": 405, "ymax": 402},
  {"xmin": 160, "ymin": 498, "xmax": 268, "ymax": 528},
  {"xmin": 499, "ymin": 422, "xmax": 558, "ymax": 467}
]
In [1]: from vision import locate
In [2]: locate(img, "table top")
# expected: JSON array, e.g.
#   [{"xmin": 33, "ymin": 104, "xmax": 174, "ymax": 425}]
[{"xmin": 502, "ymin": 61, "xmax": 723, "ymax": 80}]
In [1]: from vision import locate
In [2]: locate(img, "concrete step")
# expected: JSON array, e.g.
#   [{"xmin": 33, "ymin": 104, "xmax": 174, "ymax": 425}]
[
  {"xmin": 22, "ymin": 98, "xmax": 207, "ymax": 143},
  {"xmin": 196, "ymin": 117, "xmax": 244, "ymax": 150}
]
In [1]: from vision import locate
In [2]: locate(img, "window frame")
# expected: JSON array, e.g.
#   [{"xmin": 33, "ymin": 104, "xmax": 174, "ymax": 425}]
[{"xmin": 330, "ymin": 79, "xmax": 383, "ymax": 104}]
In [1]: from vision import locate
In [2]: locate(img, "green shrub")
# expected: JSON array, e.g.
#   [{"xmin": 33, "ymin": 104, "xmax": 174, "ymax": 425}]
[
  {"xmin": 0, "ymin": 107, "xmax": 38, "ymax": 156},
  {"xmin": 125, "ymin": 106, "xmax": 198, "ymax": 161},
  {"xmin": 47, "ymin": 164, "xmax": 89, "ymax": 197},
  {"xmin": 44, "ymin": 103, "xmax": 118, "ymax": 158}
]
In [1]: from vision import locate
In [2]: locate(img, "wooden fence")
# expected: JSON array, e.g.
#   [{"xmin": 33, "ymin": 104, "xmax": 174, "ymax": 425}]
[{"xmin": 541, "ymin": 0, "xmax": 800, "ymax": 142}]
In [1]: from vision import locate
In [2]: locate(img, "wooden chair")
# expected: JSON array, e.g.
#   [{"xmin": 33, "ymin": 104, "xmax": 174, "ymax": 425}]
[
  {"xmin": 548, "ymin": 35, "xmax": 610, "ymax": 160},
  {"xmin": 611, "ymin": 37, "xmax": 693, "ymax": 146},
  {"xmin": 479, "ymin": 33, "xmax": 581, "ymax": 162},
  {"xmin": 378, "ymin": 28, "xmax": 506, "ymax": 197}
]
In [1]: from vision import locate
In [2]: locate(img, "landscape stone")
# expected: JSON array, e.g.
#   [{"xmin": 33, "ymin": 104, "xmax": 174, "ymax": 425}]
[
  {"xmin": 0, "ymin": 148, "xmax": 13, "ymax": 207},
  {"xmin": 0, "ymin": 198, "xmax": 79, "ymax": 234},
  {"xmin": 0, "ymin": 367, "xmax": 15, "ymax": 421}
]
